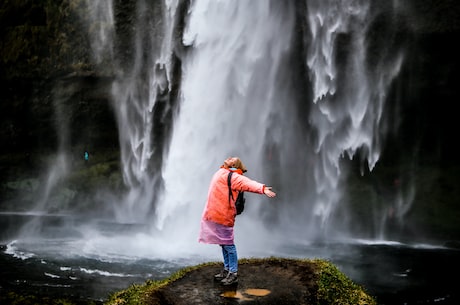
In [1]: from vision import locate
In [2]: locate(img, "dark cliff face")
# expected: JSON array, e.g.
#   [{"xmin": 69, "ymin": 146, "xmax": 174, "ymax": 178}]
[{"xmin": 0, "ymin": 0, "xmax": 107, "ymax": 155}]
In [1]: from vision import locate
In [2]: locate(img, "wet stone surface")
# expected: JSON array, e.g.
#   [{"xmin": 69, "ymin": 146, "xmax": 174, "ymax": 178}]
[{"xmin": 148, "ymin": 260, "xmax": 318, "ymax": 305}]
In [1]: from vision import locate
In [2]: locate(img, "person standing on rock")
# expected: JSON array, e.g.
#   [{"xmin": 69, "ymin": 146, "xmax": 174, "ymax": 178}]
[{"xmin": 198, "ymin": 156, "xmax": 276, "ymax": 285}]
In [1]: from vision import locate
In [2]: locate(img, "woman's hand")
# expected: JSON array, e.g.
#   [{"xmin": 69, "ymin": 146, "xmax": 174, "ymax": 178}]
[{"xmin": 264, "ymin": 186, "xmax": 276, "ymax": 198}]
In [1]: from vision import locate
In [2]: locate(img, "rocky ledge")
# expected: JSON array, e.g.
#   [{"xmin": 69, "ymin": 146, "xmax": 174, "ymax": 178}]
[{"xmin": 106, "ymin": 258, "xmax": 376, "ymax": 305}]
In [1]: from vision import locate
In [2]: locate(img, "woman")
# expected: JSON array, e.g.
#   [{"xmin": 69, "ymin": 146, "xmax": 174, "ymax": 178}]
[{"xmin": 198, "ymin": 156, "xmax": 277, "ymax": 285}]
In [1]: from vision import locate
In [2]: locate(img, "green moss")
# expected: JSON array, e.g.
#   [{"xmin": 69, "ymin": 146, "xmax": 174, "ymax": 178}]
[{"xmin": 314, "ymin": 259, "xmax": 376, "ymax": 305}]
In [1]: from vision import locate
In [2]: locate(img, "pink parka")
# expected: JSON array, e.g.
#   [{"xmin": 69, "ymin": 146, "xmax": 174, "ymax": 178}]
[{"xmin": 201, "ymin": 167, "xmax": 266, "ymax": 227}]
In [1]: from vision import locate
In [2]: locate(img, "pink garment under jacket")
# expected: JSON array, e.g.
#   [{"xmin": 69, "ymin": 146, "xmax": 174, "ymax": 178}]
[{"xmin": 198, "ymin": 219, "xmax": 234, "ymax": 245}]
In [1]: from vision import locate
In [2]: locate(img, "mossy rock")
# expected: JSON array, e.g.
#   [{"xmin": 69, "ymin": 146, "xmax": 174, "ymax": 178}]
[{"xmin": 106, "ymin": 258, "xmax": 376, "ymax": 305}]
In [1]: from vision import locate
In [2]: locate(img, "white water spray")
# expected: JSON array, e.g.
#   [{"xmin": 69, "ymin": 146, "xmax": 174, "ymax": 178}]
[{"xmin": 305, "ymin": 0, "xmax": 404, "ymax": 235}]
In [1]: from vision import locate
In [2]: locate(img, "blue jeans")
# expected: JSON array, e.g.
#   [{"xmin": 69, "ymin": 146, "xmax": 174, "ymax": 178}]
[{"xmin": 220, "ymin": 244, "xmax": 238, "ymax": 273}]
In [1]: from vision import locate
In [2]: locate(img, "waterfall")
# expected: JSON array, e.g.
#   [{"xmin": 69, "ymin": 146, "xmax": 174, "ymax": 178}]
[
  {"xmin": 156, "ymin": 0, "xmax": 297, "ymax": 240},
  {"xmin": 303, "ymin": 0, "xmax": 405, "ymax": 239},
  {"xmin": 78, "ymin": 0, "xmax": 407, "ymax": 247},
  {"xmin": 89, "ymin": 0, "xmax": 181, "ymax": 222},
  {"xmin": 155, "ymin": 0, "xmax": 400, "ymax": 244},
  {"xmin": 17, "ymin": 0, "xmax": 408, "ymax": 256}
]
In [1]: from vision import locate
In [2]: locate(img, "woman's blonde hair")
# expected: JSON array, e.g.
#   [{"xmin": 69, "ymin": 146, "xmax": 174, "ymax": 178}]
[{"xmin": 233, "ymin": 157, "xmax": 247, "ymax": 173}]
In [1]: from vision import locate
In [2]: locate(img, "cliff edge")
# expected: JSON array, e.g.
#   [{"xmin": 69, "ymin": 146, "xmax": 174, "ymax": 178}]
[{"xmin": 106, "ymin": 258, "xmax": 376, "ymax": 305}]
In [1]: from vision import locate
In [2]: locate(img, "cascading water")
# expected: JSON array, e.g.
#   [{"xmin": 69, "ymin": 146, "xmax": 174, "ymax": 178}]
[
  {"xmin": 156, "ymin": 0, "xmax": 300, "ymax": 249},
  {"xmin": 109, "ymin": 0, "xmax": 180, "ymax": 223},
  {"xmin": 95, "ymin": 0, "xmax": 408, "ymax": 251},
  {"xmin": 11, "ymin": 0, "xmax": 411, "ymax": 257},
  {"xmin": 304, "ymin": 0, "xmax": 406, "ymax": 239}
]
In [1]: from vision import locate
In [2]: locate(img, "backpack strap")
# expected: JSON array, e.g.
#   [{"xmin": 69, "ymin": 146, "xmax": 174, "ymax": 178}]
[{"xmin": 227, "ymin": 171, "xmax": 234, "ymax": 203}]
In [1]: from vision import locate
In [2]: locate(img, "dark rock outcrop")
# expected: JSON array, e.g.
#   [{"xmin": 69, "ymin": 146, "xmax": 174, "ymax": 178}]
[{"xmin": 107, "ymin": 258, "xmax": 376, "ymax": 305}]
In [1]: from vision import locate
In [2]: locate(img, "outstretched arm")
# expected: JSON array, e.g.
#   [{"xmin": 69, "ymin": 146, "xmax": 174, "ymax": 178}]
[
  {"xmin": 231, "ymin": 173, "xmax": 277, "ymax": 197},
  {"xmin": 263, "ymin": 186, "xmax": 276, "ymax": 198}
]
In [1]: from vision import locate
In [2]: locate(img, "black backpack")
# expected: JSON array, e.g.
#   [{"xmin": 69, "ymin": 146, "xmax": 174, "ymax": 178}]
[{"xmin": 227, "ymin": 171, "xmax": 245, "ymax": 215}]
